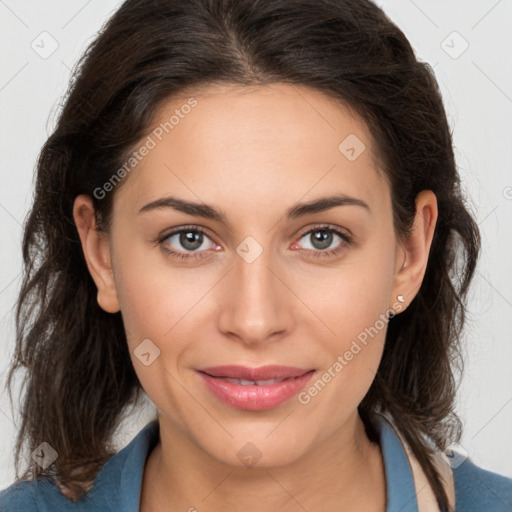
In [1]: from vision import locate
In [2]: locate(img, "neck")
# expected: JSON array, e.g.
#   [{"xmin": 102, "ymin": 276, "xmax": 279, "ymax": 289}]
[{"xmin": 140, "ymin": 411, "xmax": 387, "ymax": 512}]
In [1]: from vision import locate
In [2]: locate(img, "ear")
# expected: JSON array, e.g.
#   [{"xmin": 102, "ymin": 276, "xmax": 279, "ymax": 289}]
[
  {"xmin": 73, "ymin": 195, "xmax": 120, "ymax": 313},
  {"xmin": 390, "ymin": 190, "xmax": 438, "ymax": 311}
]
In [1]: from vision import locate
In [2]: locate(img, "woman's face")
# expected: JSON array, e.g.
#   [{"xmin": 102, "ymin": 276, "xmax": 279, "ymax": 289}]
[{"xmin": 76, "ymin": 82, "xmax": 434, "ymax": 468}]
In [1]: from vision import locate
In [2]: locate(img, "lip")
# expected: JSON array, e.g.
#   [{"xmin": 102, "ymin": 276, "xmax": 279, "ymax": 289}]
[{"xmin": 196, "ymin": 365, "xmax": 316, "ymax": 411}]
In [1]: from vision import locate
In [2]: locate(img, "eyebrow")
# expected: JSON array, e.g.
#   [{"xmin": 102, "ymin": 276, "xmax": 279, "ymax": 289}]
[{"xmin": 138, "ymin": 193, "xmax": 371, "ymax": 223}]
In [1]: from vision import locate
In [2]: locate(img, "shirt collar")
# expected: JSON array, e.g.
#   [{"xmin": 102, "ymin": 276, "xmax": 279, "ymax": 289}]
[
  {"xmin": 374, "ymin": 412, "xmax": 421, "ymax": 512},
  {"xmin": 113, "ymin": 414, "xmax": 425, "ymax": 512}
]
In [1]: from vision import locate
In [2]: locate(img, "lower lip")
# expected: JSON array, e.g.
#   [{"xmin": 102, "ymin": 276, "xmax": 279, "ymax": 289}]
[{"xmin": 197, "ymin": 370, "xmax": 315, "ymax": 411}]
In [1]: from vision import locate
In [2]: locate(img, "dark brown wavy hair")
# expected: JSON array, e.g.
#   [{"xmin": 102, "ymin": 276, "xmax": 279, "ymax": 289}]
[{"xmin": 6, "ymin": 0, "xmax": 480, "ymax": 509}]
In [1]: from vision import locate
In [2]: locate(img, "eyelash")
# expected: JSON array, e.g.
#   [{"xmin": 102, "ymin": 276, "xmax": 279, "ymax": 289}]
[{"xmin": 157, "ymin": 224, "xmax": 352, "ymax": 261}]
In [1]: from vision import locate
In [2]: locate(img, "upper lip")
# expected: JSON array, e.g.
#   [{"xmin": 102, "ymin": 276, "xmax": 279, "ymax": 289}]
[{"xmin": 198, "ymin": 365, "xmax": 314, "ymax": 381}]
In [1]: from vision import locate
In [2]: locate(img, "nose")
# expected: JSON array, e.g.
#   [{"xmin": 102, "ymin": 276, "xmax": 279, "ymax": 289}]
[{"xmin": 216, "ymin": 244, "xmax": 294, "ymax": 348}]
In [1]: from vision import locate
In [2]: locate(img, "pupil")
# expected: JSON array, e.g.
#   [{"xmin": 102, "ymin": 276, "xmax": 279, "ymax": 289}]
[
  {"xmin": 313, "ymin": 230, "xmax": 332, "ymax": 250},
  {"xmin": 181, "ymin": 231, "xmax": 202, "ymax": 250}
]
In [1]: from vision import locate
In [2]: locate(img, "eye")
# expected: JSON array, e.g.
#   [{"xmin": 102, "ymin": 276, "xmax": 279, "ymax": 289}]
[
  {"xmin": 158, "ymin": 225, "xmax": 219, "ymax": 260},
  {"xmin": 157, "ymin": 223, "xmax": 352, "ymax": 261},
  {"xmin": 293, "ymin": 224, "xmax": 352, "ymax": 259}
]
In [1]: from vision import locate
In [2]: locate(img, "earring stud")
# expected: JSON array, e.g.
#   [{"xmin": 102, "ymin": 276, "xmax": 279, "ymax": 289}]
[{"xmin": 397, "ymin": 295, "xmax": 405, "ymax": 303}]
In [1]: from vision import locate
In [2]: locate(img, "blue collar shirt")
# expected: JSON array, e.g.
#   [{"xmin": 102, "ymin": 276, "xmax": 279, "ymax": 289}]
[{"xmin": 1, "ymin": 414, "xmax": 511, "ymax": 511}]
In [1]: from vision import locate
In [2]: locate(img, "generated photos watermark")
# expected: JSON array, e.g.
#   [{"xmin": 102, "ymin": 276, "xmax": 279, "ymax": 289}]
[{"xmin": 93, "ymin": 97, "xmax": 198, "ymax": 200}]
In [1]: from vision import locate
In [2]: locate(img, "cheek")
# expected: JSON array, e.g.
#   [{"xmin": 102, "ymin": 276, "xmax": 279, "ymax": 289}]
[
  {"xmin": 113, "ymin": 243, "xmax": 207, "ymax": 341},
  {"xmin": 296, "ymin": 280, "xmax": 390, "ymax": 426},
  {"xmin": 303, "ymin": 239, "xmax": 395, "ymax": 341},
  {"xmin": 299, "ymin": 240, "xmax": 395, "ymax": 394},
  {"xmin": 113, "ymin": 253, "xmax": 207, "ymax": 417}
]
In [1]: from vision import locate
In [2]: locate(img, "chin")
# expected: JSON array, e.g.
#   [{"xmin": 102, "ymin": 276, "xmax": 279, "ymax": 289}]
[{"xmin": 198, "ymin": 429, "xmax": 313, "ymax": 470}]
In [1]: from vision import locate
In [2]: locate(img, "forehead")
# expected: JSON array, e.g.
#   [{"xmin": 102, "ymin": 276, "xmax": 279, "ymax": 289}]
[
  {"xmin": 113, "ymin": 82, "xmax": 388, "ymax": 221},
  {"xmin": 149, "ymin": 82, "xmax": 375, "ymax": 157}
]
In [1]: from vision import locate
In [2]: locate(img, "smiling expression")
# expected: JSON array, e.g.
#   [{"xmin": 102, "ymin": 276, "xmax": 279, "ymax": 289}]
[{"xmin": 74, "ymin": 81, "xmax": 433, "ymax": 468}]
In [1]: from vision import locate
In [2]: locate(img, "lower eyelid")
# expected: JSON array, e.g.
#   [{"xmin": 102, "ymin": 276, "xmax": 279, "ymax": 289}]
[{"xmin": 159, "ymin": 225, "xmax": 350, "ymax": 259}]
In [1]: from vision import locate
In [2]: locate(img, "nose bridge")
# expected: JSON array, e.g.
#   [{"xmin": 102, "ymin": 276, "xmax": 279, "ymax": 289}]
[{"xmin": 217, "ymin": 236, "xmax": 291, "ymax": 344}]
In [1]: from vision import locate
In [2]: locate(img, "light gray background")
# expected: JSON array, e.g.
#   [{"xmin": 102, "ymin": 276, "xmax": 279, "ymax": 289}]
[{"xmin": 1, "ymin": 0, "xmax": 511, "ymax": 488}]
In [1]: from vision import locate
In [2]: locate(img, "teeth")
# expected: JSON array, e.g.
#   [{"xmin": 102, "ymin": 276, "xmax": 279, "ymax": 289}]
[{"xmin": 223, "ymin": 377, "xmax": 288, "ymax": 386}]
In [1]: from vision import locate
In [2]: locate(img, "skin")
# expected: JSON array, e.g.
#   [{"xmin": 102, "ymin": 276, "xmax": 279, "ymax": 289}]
[{"xmin": 73, "ymin": 82, "xmax": 437, "ymax": 511}]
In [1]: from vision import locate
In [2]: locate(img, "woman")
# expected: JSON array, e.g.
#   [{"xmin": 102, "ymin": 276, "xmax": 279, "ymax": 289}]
[{"xmin": 1, "ymin": 0, "xmax": 511, "ymax": 511}]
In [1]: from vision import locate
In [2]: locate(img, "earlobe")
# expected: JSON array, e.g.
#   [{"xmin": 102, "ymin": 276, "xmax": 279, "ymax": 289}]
[
  {"xmin": 73, "ymin": 195, "xmax": 121, "ymax": 313},
  {"xmin": 390, "ymin": 190, "xmax": 438, "ymax": 311}
]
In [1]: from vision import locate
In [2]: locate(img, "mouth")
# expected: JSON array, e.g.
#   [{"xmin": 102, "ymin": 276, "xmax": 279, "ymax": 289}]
[
  {"xmin": 196, "ymin": 365, "xmax": 316, "ymax": 410},
  {"xmin": 205, "ymin": 376, "xmax": 298, "ymax": 386},
  {"xmin": 197, "ymin": 364, "xmax": 314, "ymax": 381}
]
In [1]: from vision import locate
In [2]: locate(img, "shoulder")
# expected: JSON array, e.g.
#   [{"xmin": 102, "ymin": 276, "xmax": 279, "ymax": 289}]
[
  {"xmin": 0, "ymin": 479, "xmax": 38, "ymax": 512},
  {"xmin": 0, "ymin": 476, "xmax": 91, "ymax": 512},
  {"xmin": 0, "ymin": 420, "xmax": 159, "ymax": 512},
  {"xmin": 452, "ymin": 458, "xmax": 512, "ymax": 511}
]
